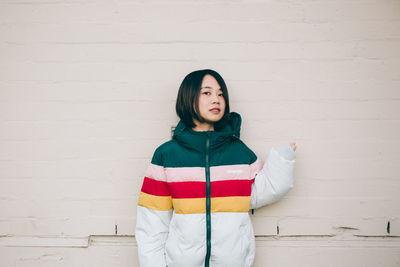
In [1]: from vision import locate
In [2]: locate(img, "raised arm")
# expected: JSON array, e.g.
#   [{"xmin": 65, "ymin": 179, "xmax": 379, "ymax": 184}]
[{"xmin": 250, "ymin": 144, "xmax": 296, "ymax": 209}]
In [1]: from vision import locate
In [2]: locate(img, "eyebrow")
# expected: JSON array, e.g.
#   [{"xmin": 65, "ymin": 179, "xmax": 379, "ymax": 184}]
[{"xmin": 200, "ymin": 86, "xmax": 222, "ymax": 90}]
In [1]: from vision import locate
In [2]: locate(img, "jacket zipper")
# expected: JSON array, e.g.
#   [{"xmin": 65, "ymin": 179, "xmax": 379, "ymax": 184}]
[{"xmin": 205, "ymin": 133, "xmax": 211, "ymax": 267}]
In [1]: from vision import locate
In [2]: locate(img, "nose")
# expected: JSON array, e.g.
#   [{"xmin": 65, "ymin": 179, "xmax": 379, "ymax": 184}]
[{"xmin": 211, "ymin": 93, "xmax": 219, "ymax": 103}]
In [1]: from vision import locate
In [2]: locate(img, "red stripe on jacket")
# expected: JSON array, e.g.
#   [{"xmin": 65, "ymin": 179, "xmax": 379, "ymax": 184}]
[
  {"xmin": 169, "ymin": 179, "xmax": 253, "ymax": 198},
  {"xmin": 141, "ymin": 177, "xmax": 254, "ymax": 198},
  {"xmin": 141, "ymin": 177, "xmax": 170, "ymax": 196}
]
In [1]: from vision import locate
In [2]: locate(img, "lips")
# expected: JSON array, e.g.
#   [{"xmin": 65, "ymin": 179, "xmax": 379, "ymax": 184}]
[{"xmin": 210, "ymin": 108, "xmax": 220, "ymax": 113}]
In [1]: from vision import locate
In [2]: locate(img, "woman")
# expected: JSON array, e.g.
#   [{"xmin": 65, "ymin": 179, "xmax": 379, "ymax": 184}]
[{"xmin": 135, "ymin": 69, "xmax": 297, "ymax": 267}]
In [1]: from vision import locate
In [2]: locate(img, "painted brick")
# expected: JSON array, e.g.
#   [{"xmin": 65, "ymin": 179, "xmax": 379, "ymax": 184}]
[{"xmin": 1, "ymin": 0, "xmax": 400, "ymax": 266}]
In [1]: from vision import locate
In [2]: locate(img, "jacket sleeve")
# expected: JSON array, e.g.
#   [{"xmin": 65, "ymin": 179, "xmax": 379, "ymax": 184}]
[
  {"xmin": 135, "ymin": 147, "xmax": 172, "ymax": 267},
  {"xmin": 250, "ymin": 143, "xmax": 296, "ymax": 209}
]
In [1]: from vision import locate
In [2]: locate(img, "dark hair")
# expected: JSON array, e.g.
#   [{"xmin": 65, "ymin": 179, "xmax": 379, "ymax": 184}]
[{"xmin": 176, "ymin": 69, "xmax": 230, "ymax": 131}]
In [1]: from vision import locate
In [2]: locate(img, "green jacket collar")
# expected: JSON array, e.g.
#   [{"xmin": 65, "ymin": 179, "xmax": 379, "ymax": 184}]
[{"xmin": 172, "ymin": 112, "xmax": 242, "ymax": 153}]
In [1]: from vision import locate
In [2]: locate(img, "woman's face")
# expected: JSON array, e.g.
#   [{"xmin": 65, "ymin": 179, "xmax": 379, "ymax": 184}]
[{"xmin": 195, "ymin": 74, "xmax": 226, "ymax": 128}]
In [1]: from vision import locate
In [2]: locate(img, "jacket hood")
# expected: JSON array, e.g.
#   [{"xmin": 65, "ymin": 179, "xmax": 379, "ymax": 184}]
[{"xmin": 172, "ymin": 112, "xmax": 242, "ymax": 153}]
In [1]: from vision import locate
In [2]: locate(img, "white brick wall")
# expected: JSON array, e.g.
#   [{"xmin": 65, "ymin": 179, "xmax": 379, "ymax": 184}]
[{"xmin": 1, "ymin": 0, "xmax": 399, "ymax": 266}]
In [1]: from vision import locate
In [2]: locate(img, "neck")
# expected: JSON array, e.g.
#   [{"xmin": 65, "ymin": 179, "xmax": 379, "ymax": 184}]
[{"xmin": 192, "ymin": 119, "xmax": 214, "ymax": 132}]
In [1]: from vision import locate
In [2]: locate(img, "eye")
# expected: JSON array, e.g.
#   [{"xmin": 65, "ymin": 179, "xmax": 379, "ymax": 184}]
[
  {"xmin": 203, "ymin": 92, "xmax": 211, "ymax": 95},
  {"xmin": 218, "ymin": 93, "xmax": 223, "ymax": 96}
]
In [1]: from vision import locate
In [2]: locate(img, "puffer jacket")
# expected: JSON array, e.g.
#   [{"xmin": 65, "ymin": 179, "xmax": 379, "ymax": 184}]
[{"xmin": 135, "ymin": 112, "xmax": 296, "ymax": 267}]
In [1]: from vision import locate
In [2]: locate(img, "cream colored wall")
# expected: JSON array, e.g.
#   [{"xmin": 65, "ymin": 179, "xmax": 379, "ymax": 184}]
[{"xmin": 1, "ymin": 0, "xmax": 400, "ymax": 266}]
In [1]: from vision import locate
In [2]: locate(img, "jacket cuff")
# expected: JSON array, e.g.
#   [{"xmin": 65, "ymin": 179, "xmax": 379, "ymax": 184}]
[{"xmin": 275, "ymin": 144, "xmax": 296, "ymax": 161}]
